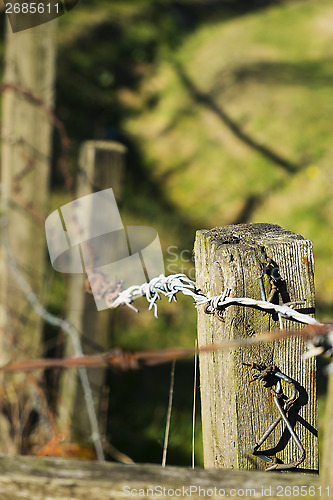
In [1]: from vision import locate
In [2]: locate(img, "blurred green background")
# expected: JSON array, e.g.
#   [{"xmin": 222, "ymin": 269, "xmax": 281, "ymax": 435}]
[{"xmin": 4, "ymin": 0, "xmax": 333, "ymax": 467}]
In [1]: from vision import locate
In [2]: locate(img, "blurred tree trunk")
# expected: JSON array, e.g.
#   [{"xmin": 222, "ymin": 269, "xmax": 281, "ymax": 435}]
[{"xmin": 0, "ymin": 19, "xmax": 57, "ymax": 453}]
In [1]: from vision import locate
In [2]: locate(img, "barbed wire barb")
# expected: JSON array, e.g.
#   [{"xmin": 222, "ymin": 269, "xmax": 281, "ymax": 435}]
[
  {"xmin": 108, "ymin": 273, "xmax": 322, "ymax": 327},
  {"xmin": 2, "ymin": 322, "xmax": 333, "ymax": 375}
]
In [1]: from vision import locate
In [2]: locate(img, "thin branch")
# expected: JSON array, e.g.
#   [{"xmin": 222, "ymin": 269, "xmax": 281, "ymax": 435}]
[
  {"xmin": 162, "ymin": 360, "xmax": 176, "ymax": 468},
  {"xmin": 192, "ymin": 339, "xmax": 198, "ymax": 469}
]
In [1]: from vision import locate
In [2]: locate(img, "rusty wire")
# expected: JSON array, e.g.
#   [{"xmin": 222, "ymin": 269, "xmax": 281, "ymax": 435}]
[
  {"xmin": 244, "ymin": 363, "xmax": 305, "ymax": 471},
  {"xmin": 0, "ymin": 81, "xmax": 73, "ymax": 197},
  {"xmin": 0, "ymin": 322, "xmax": 332, "ymax": 375}
]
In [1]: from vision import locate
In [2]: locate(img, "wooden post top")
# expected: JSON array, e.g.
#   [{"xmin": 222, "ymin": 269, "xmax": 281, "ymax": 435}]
[
  {"xmin": 197, "ymin": 223, "xmax": 305, "ymax": 245},
  {"xmin": 80, "ymin": 140, "xmax": 127, "ymax": 154}
]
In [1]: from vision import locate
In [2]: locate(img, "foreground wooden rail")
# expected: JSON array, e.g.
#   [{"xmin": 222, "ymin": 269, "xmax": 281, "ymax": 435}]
[{"xmin": 0, "ymin": 455, "xmax": 320, "ymax": 500}]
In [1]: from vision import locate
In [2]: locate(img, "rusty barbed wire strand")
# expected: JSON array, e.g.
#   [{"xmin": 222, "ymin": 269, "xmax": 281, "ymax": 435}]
[
  {"xmin": 1, "ymin": 322, "xmax": 332, "ymax": 375},
  {"xmin": 10, "ymin": 148, "xmax": 49, "ymax": 225},
  {"xmin": 244, "ymin": 363, "xmax": 305, "ymax": 471},
  {"xmin": 0, "ymin": 81, "xmax": 74, "ymax": 196}
]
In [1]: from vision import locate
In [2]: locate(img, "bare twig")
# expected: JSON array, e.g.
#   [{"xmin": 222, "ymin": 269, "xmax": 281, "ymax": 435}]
[
  {"xmin": 162, "ymin": 360, "xmax": 176, "ymax": 468},
  {"xmin": 192, "ymin": 339, "xmax": 198, "ymax": 469}
]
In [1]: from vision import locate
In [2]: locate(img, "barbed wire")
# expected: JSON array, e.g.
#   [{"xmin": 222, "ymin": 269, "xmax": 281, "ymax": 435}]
[
  {"xmin": 0, "ymin": 82, "xmax": 74, "ymax": 197},
  {"xmin": 107, "ymin": 273, "xmax": 333, "ymax": 366},
  {"xmin": 1, "ymin": 322, "xmax": 332, "ymax": 374},
  {"xmin": 108, "ymin": 273, "xmax": 322, "ymax": 327}
]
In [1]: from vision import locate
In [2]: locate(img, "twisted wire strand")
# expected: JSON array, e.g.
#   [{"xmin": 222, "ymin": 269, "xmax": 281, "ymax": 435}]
[{"xmin": 108, "ymin": 273, "xmax": 322, "ymax": 327}]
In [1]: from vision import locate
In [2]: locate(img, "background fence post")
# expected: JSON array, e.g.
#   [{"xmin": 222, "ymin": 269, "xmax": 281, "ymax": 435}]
[
  {"xmin": 58, "ymin": 140, "xmax": 126, "ymax": 444},
  {"xmin": 194, "ymin": 223, "xmax": 317, "ymax": 471},
  {"xmin": 0, "ymin": 20, "xmax": 57, "ymax": 453},
  {"xmin": 0, "ymin": 19, "xmax": 56, "ymax": 357}
]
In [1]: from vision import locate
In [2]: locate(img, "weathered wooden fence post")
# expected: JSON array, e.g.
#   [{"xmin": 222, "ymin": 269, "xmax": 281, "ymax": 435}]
[
  {"xmin": 0, "ymin": 19, "xmax": 56, "ymax": 452},
  {"xmin": 0, "ymin": 19, "xmax": 57, "ymax": 355},
  {"xmin": 58, "ymin": 140, "xmax": 126, "ymax": 442},
  {"xmin": 195, "ymin": 223, "xmax": 317, "ymax": 471}
]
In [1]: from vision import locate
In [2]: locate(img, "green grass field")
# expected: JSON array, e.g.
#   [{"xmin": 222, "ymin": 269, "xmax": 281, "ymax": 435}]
[{"xmin": 121, "ymin": 0, "xmax": 333, "ymax": 311}]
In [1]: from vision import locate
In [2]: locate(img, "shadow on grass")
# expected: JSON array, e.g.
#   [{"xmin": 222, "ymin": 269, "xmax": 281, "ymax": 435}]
[
  {"xmin": 226, "ymin": 59, "xmax": 333, "ymax": 89},
  {"xmin": 173, "ymin": 61, "xmax": 300, "ymax": 175}
]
